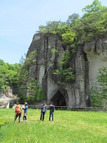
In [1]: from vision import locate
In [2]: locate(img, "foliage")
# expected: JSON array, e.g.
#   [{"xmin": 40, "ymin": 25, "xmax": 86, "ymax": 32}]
[
  {"xmin": 39, "ymin": 21, "xmax": 68, "ymax": 36},
  {"xmin": 62, "ymin": 30, "xmax": 76, "ymax": 48},
  {"xmin": 90, "ymin": 88, "xmax": 103, "ymax": 107},
  {"xmin": 19, "ymin": 50, "xmax": 46, "ymax": 102},
  {"xmin": 39, "ymin": 0, "xmax": 107, "ymax": 46},
  {"xmin": 0, "ymin": 59, "xmax": 22, "ymax": 93},
  {"xmin": 60, "ymin": 50, "xmax": 71, "ymax": 68},
  {"xmin": 0, "ymin": 109, "xmax": 107, "ymax": 143},
  {"xmin": 51, "ymin": 48, "xmax": 58, "ymax": 53},
  {"xmin": 80, "ymin": 0, "xmax": 107, "ymax": 43},
  {"xmin": 98, "ymin": 67, "xmax": 107, "ymax": 87},
  {"xmin": 23, "ymin": 50, "xmax": 37, "ymax": 70},
  {"xmin": 91, "ymin": 67, "xmax": 107, "ymax": 108},
  {"xmin": 0, "ymin": 101, "xmax": 3, "ymax": 106},
  {"xmin": 19, "ymin": 50, "xmax": 37, "ymax": 83},
  {"xmin": 98, "ymin": 67, "xmax": 107, "ymax": 108},
  {"xmin": 54, "ymin": 67, "xmax": 74, "ymax": 83},
  {"xmin": 19, "ymin": 78, "xmax": 46, "ymax": 104},
  {"xmin": 66, "ymin": 13, "xmax": 79, "ymax": 24},
  {"xmin": 82, "ymin": 0, "xmax": 105, "ymax": 14}
]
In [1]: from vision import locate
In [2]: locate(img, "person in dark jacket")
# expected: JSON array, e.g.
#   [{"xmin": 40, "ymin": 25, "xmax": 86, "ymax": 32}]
[
  {"xmin": 23, "ymin": 102, "xmax": 28, "ymax": 122},
  {"xmin": 40, "ymin": 102, "xmax": 47, "ymax": 121},
  {"xmin": 49, "ymin": 102, "xmax": 55, "ymax": 122}
]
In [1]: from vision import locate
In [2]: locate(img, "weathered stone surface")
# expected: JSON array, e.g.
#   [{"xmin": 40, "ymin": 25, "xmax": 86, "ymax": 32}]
[
  {"xmin": 84, "ymin": 37, "xmax": 107, "ymax": 90},
  {"xmin": 26, "ymin": 33, "xmax": 107, "ymax": 107},
  {"xmin": 27, "ymin": 33, "xmax": 90, "ymax": 108}
]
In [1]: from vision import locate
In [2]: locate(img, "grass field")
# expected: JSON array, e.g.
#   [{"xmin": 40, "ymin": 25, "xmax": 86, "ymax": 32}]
[{"xmin": 0, "ymin": 109, "xmax": 107, "ymax": 143}]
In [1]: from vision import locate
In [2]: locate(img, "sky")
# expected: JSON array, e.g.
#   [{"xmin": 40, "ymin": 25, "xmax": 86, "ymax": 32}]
[{"xmin": 0, "ymin": 0, "xmax": 107, "ymax": 64}]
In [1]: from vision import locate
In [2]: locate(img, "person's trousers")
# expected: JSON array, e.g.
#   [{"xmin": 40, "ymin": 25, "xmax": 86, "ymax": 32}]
[
  {"xmin": 23, "ymin": 113, "xmax": 27, "ymax": 121},
  {"xmin": 40, "ymin": 111, "xmax": 45, "ymax": 121},
  {"xmin": 49, "ymin": 112, "xmax": 54, "ymax": 121},
  {"xmin": 15, "ymin": 113, "xmax": 21, "ymax": 122}
]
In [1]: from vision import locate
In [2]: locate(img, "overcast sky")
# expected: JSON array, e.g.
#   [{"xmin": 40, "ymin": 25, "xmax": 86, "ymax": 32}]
[{"xmin": 0, "ymin": 0, "xmax": 107, "ymax": 64}]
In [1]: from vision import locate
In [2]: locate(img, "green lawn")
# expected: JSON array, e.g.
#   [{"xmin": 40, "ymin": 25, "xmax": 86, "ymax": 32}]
[{"xmin": 0, "ymin": 109, "xmax": 107, "ymax": 143}]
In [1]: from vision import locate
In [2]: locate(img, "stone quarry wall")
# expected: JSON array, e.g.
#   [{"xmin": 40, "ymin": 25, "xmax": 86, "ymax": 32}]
[
  {"xmin": 27, "ymin": 33, "xmax": 88, "ymax": 107},
  {"xmin": 27, "ymin": 33, "xmax": 107, "ymax": 108},
  {"xmin": 84, "ymin": 37, "xmax": 107, "ymax": 90}
]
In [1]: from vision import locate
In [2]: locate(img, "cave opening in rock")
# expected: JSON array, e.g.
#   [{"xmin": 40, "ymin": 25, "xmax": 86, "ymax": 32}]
[{"xmin": 51, "ymin": 90, "xmax": 66, "ymax": 106}]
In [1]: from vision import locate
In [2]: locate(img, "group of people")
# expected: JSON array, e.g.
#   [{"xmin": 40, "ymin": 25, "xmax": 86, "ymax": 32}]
[
  {"xmin": 14, "ymin": 101, "xmax": 55, "ymax": 123},
  {"xmin": 40, "ymin": 102, "xmax": 55, "ymax": 121},
  {"xmin": 14, "ymin": 102, "xmax": 28, "ymax": 123}
]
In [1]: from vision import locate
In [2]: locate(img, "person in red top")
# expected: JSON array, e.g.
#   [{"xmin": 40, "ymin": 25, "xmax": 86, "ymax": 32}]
[{"xmin": 14, "ymin": 102, "xmax": 22, "ymax": 123}]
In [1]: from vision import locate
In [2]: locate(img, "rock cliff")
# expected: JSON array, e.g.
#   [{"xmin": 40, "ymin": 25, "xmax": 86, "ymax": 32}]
[
  {"xmin": 84, "ymin": 37, "xmax": 107, "ymax": 90},
  {"xmin": 26, "ymin": 33, "xmax": 107, "ymax": 108}
]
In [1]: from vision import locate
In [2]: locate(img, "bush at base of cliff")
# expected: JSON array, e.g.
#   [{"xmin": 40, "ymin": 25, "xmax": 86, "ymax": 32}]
[
  {"xmin": 91, "ymin": 67, "xmax": 107, "ymax": 108},
  {"xmin": 19, "ymin": 78, "xmax": 46, "ymax": 104}
]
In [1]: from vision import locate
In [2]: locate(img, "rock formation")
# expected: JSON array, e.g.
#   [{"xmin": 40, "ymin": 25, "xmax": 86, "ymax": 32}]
[
  {"xmin": 26, "ymin": 33, "xmax": 107, "ymax": 108},
  {"xmin": 84, "ymin": 38, "xmax": 107, "ymax": 90},
  {"xmin": 0, "ymin": 86, "xmax": 18, "ymax": 108}
]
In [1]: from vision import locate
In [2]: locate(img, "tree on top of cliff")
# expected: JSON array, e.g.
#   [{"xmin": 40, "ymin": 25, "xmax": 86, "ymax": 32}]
[
  {"xmin": 80, "ymin": 0, "xmax": 107, "ymax": 42},
  {"xmin": 38, "ymin": 0, "xmax": 107, "ymax": 84},
  {"xmin": 82, "ymin": 0, "xmax": 105, "ymax": 14},
  {"xmin": 39, "ymin": 0, "xmax": 107, "ymax": 46}
]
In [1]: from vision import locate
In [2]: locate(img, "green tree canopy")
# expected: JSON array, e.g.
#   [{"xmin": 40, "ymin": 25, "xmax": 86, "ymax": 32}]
[{"xmin": 0, "ymin": 59, "xmax": 22, "ymax": 93}]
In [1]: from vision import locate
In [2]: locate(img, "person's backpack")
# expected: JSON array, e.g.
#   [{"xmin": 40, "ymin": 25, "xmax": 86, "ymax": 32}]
[{"xmin": 15, "ymin": 105, "xmax": 21, "ymax": 114}]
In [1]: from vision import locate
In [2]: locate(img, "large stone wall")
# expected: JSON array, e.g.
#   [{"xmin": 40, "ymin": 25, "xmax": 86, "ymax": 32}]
[
  {"xmin": 84, "ymin": 37, "xmax": 107, "ymax": 90},
  {"xmin": 27, "ymin": 33, "xmax": 107, "ymax": 108},
  {"xmin": 27, "ymin": 33, "xmax": 90, "ymax": 108}
]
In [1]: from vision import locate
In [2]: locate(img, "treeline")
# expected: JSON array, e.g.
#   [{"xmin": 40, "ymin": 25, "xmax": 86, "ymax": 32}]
[
  {"xmin": 39, "ymin": 0, "xmax": 107, "ymax": 47},
  {"xmin": 0, "ymin": 59, "xmax": 22, "ymax": 93}
]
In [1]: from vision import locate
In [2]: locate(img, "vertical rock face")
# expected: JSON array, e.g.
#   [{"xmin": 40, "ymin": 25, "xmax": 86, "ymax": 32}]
[
  {"xmin": 27, "ymin": 33, "xmax": 89, "ymax": 108},
  {"xmin": 84, "ymin": 37, "xmax": 107, "ymax": 90},
  {"xmin": 66, "ymin": 47, "xmax": 89, "ymax": 107}
]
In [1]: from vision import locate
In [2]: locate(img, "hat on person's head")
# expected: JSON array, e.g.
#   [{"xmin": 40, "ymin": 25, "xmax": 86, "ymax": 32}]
[{"xmin": 25, "ymin": 102, "xmax": 28, "ymax": 105}]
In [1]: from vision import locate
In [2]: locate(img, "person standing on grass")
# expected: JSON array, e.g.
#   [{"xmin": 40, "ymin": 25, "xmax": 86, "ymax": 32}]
[
  {"xmin": 23, "ymin": 102, "xmax": 28, "ymax": 122},
  {"xmin": 40, "ymin": 102, "xmax": 47, "ymax": 121},
  {"xmin": 49, "ymin": 102, "xmax": 55, "ymax": 122},
  {"xmin": 14, "ymin": 102, "xmax": 22, "ymax": 123}
]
